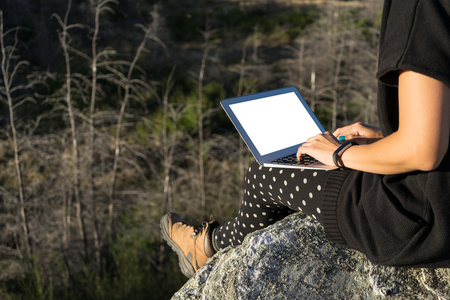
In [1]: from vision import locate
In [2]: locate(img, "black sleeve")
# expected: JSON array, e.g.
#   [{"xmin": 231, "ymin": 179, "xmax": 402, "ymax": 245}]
[{"xmin": 377, "ymin": 0, "xmax": 450, "ymax": 87}]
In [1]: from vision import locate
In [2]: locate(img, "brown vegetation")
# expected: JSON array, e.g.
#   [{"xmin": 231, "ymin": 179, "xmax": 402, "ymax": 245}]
[{"xmin": 0, "ymin": 0, "xmax": 381, "ymax": 298}]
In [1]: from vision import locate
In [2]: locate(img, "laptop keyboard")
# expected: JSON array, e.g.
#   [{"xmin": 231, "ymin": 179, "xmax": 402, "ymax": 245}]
[{"xmin": 270, "ymin": 154, "xmax": 318, "ymax": 166}]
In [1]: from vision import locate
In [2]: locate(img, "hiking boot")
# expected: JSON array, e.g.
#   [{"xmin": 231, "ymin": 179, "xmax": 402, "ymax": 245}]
[{"xmin": 160, "ymin": 212, "xmax": 219, "ymax": 278}]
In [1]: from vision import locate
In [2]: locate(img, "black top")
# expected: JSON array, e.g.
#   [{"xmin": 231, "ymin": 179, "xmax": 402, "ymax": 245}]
[{"xmin": 322, "ymin": 0, "xmax": 450, "ymax": 268}]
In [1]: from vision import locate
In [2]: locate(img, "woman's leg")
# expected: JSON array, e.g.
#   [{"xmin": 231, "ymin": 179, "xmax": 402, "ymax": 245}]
[
  {"xmin": 160, "ymin": 160, "xmax": 332, "ymax": 277},
  {"xmin": 213, "ymin": 161, "xmax": 331, "ymax": 250}
]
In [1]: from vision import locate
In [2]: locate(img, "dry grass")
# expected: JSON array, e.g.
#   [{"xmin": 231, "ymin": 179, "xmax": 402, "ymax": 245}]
[{"xmin": 227, "ymin": 0, "xmax": 372, "ymax": 8}]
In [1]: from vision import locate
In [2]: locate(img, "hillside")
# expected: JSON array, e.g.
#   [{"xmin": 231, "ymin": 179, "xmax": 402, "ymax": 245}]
[{"xmin": 0, "ymin": 1, "xmax": 382, "ymax": 299}]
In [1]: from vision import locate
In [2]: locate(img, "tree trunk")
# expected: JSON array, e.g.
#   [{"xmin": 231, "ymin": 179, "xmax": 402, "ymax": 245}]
[{"xmin": 0, "ymin": 11, "xmax": 33, "ymax": 260}]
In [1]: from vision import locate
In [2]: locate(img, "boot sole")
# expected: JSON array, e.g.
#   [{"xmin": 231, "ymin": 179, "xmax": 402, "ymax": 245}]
[{"xmin": 160, "ymin": 213, "xmax": 195, "ymax": 278}]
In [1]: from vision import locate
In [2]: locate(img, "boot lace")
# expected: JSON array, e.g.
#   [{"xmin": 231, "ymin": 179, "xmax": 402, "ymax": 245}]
[
  {"xmin": 191, "ymin": 216, "xmax": 214, "ymax": 238},
  {"xmin": 192, "ymin": 225, "xmax": 204, "ymax": 238}
]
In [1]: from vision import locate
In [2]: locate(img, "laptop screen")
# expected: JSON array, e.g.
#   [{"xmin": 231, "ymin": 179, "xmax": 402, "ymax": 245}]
[
  {"xmin": 229, "ymin": 92, "xmax": 322, "ymax": 155},
  {"xmin": 221, "ymin": 87, "xmax": 325, "ymax": 163}
]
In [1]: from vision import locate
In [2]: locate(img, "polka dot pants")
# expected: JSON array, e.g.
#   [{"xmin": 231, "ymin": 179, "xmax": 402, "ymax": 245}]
[{"xmin": 213, "ymin": 161, "xmax": 331, "ymax": 250}]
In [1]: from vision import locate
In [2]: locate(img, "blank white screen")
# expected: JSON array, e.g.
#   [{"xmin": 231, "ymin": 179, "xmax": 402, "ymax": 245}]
[{"xmin": 229, "ymin": 92, "xmax": 322, "ymax": 155}]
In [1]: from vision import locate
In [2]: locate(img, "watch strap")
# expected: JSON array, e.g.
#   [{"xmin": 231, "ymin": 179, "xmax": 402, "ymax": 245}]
[{"xmin": 333, "ymin": 141, "xmax": 358, "ymax": 170}]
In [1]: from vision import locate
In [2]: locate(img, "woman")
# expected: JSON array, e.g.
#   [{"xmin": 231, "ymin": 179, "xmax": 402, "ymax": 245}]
[{"xmin": 161, "ymin": 0, "xmax": 450, "ymax": 278}]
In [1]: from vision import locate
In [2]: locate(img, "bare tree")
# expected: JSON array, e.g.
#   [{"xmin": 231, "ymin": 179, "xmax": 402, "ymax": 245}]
[
  {"xmin": 197, "ymin": 38, "xmax": 211, "ymax": 214},
  {"xmin": 229, "ymin": 36, "xmax": 259, "ymax": 202},
  {"xmin": 87, "ymin": 0, "xmax": 118, "ymax": 266},
  {"xmin": 160, "ymin": 67, "xmax": 178, "ymax": 213},
  {"xmin": 106, "ymin": 18, "xmax": 167, "ymax": 238},
  {"xmin": 0, "ymin": 10, "xmax": 33, "ymax": 260},
  {"xmin": 52, "ymin": 0, "xmax": 89, "ymax": 259}
]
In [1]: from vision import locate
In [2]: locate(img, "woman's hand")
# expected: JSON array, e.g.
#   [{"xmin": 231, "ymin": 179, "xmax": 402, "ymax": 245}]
[
  {"xmin": 298, "ymin": 71, "xmax": 450, "ymax": 174},
  {"xmin": 333, "ymin": 122, "xmax": 383, "ymax": 144},
  {"xmin": 296, "ymin": 122, "xmax": 382, "ymax": 168},
  {"xmin": 296, "ymin": 132, "xmax": 342, "ymax": 167},
  {"xmin": 306, "ymin": 71, "xmax": 450, "ymax": 174}
]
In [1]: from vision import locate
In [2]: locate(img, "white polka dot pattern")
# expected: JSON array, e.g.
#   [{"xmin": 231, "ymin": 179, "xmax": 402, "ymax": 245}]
[{"xmin": 213, "ymin": 161, "xmax": 330, "ymax": 250}]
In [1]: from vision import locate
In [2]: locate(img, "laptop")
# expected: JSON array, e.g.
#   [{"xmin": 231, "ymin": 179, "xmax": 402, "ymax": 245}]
[{"xmin": 220, "ymin": 86, "xmax": 336, "ymax": 170}]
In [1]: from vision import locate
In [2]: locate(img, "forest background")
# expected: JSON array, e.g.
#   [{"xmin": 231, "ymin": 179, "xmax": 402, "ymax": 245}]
[{"xmin": 0, "ymin": 0, "xmax": 382, "ymax": 299}]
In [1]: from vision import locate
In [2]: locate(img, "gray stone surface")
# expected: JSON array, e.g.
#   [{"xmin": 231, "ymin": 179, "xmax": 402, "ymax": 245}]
[{"xmin": 172, "ymin": 213, "xmax": 450, "ymax": 299}]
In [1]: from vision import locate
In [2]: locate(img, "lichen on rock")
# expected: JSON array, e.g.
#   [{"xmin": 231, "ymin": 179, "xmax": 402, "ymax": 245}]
[{"xmin": 172, "ymin": 212, "xmax": 450, "ymax": 299}]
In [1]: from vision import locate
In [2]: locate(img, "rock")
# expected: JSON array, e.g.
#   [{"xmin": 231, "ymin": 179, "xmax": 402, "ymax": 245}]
[{"xmin": 171, "ymin": 213, "xmax": 450, "ymax": 299}]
